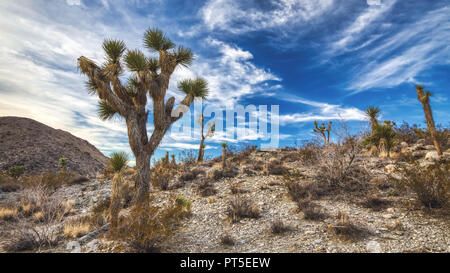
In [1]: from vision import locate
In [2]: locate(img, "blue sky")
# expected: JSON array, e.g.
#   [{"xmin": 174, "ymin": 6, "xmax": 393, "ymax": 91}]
[{"xmin": 0, "ymin": 0, "xmax": 449, "ymax": 164}]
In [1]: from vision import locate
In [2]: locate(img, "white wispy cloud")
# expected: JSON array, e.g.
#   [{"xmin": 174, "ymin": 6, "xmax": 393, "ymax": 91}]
[
  {"xmin": 330, "ymin": 0, "xmax": 396, "ymax": 53},
  {"xmin": 348, "ymin": 5, "xmax": 450, "ymax": 92},
  {"xmin": 276, "ymin": 94, "xmax": 366, "ymax": 125},
  {"xmin": 201, "ymin": 0, "xmax": 334, "ymax": 34}
]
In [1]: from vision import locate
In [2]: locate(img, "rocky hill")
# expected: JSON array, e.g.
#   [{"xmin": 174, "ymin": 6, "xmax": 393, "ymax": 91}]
[{"xmin": 0, "ymin": 116, "xmax": 108, "ymax": 176}]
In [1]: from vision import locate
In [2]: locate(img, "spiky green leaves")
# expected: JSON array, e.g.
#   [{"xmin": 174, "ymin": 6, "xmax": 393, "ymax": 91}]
[
  {"xmin": 147, "ymin": 57, "xmax": 160, "ymax": 73},
  {"xmin": 103, "ymin": 39, "xmax": 126, "ymax": 63},
  {"xmin": 144, "ymin": 28, "xmax": 174, "ymax": 52},
  {"xmin": 85, "ymin": 79, "xmax": 99, "ymax": 95},
  {"xmin": 175, "ymin": 46, "xmax": 193, "ymax": 67},
  {"xmin": 125, "ymin": 49, "xmax": 147, "ymax": 72},
  {"xmin": 178, "ymin": 78, "xmax": 209, "ymax": 99},
  {"xmin": 110, "ymin": 151, "xmax": 129, "ymax": 173},
  {"xmin": 365, "ymin": 106, "xmax": 380, "ymax": 119},
  {"xmin": 98, "ymin": 100, "xmax": 117, "ymax": 120}
]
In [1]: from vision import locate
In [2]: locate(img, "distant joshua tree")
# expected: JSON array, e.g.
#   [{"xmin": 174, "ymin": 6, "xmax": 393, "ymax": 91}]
[
  {"xmin": 313, "ymin": 121, "xmax": 332, "ymax": 145},
  {"xmin": 415, "ymin": 85, "xmax": 442, "ymax": 155},
  {"xmin": 78, "ymin": 28, "xmax": 208, "ymax": 204},
  {"xmin": 197, "ymin": 114, "xmax": 215, "ymax": 162},
  {"xmin": 221, "ymin": 142, "xmax": 227, "ymax": 169},
  {"xmin": 365, "ymin": 106, "xmax": 380, "ymax": 133}
]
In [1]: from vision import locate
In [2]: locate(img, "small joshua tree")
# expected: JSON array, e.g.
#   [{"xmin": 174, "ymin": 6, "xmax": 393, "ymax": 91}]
[
  {"xmin": 109, "ymin": 152, "xmax": 129, "ymax": 230},
  {"xmin": 313, "ymin": 121, "xmax": 332, "ymax": 145},
  {"xmin": 363, "ymin": 121, "xmax": 396, "ymax": 157},
  {"xmin": 197, "ymin": 114, "xmax": 215, "ymax": 162},
  {"xmin": 58, "ymin": 157, "xmax": 68, "ymax": 174},
  {"xmin": 365, "ymin": 106, "xmax": 380, "ymax": 133},
  {"xmin": 221, "ymin": 142, "xmax": 227, "ymax": 169},
  {"xmin": 171, "ymin": 154, "xmax": 176, "ymax": 167},
  {"xmin": 415, "ymin": 85, "xmax": 442, "ymax": 155},
  {"xmin": 78, "ymin": 28, "xmax": 208, "ymax": 204}
]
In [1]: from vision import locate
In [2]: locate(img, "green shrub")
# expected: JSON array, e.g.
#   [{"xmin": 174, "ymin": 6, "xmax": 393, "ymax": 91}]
[
  {"xmin": 394, "ymin": 161, "xmax": 449, "ymax": 209},
  {"xmin": 8, "ymin": 166, "xmax": 25, "ymax": 178}
]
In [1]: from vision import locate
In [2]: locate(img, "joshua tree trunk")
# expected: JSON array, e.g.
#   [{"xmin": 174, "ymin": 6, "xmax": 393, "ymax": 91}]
[
  {"xmin": 416, "ymin": 86, "xmax": 442, "ymax": 156},
  {"xmin": 222, "ymin": 145, "xmax": 227, "ymax": 169},
  {"xmin": 198, "ymin": 137, "xmax": 205, "ymax": 162}
]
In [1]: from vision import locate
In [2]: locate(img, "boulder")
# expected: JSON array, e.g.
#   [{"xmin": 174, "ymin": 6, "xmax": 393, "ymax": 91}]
[
  {"xmin": 366, "ymin": 240, "xmax": 382, "ymax": 253},
  {"xmin": 425, "ymin": 151, "xmax": 439, "ymax": 161}
]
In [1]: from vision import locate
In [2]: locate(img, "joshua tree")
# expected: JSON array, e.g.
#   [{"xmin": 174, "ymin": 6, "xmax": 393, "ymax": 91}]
[
  {"xmin": 365, "ymin": 106, "xmax": 380, "ymax": 133},
  {"xmin": 415, "ymin": 85, "xmax": 442, "ymax": 155},
  {"xmin": 171, "ymin": 154, "xmax": 176, "ymax": 166},
  {"xmin": 109, "ymin": 152, "xmax": 129, "ymax": 230},
  {"xmin": 164, "ymin": 151, "xmax": 170, "ymax": 165},
  {"xmin": 78, "ymin": 28, "xmax": 208, "ymax": 203},
  {"xmin": 58, "ymin": 157, "xmax": 68, "ymax": 174},
  {"xmin": 363, "ymin": 121, "xmax": 396, "ymax": 158},
  {"xmin": 221, "ymin": 142, "xmax": 227, "ymax": 169},
  {"xmin": 313, "ymin": 121, "xmax": 332, "ymax": 145},
  {"xmin": 197, "ymin": 114, "xmax": 215, "ymax": 162}
]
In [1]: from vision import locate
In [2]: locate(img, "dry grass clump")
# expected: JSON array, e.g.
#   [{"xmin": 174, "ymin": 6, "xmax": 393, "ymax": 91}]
[
  {"xmin": 220, "ymin": 233, "xmax": 236, "ymax": 246},
  {"xmin": 265, "ymin": 159, "xmax": 288, "ymax": 175},
  {"xmin": 394, "ymin": 161, "xmax": 449, "ymax": 209},
  {"xmin": 228, "ymin": 197, "xmax": 261, "ymax": 222},
  {"xmin": 327, "ymin": 212, "xmax": 370, "ymax": 241},
  {"xmin": 230, "ymin": 183, "xmax": 249, "ymax": 194},
  {"xmin": 63, "ymin": 217, "xmax": 92, "ymax": 239},
  {"xmin": 271, "ymin": 220, "xmax": 292, "ymax": 234},
  {"xmin": 150, "ymin": 160, "xmax": 177, "ymax": 190},
  {"xmin": 0, "ymin": 175, "xmax": 21, "ymax": 192},
  {"xmin": 3, "ymin": 222, "xmax": 61, "ymax": 252},
  {"xmin": 315, "ymin": 138, "xmax": 370, "ymax": 193},
  {"xmin": 198, "ymin": 180, "xmax": 217, "ymax": 197},
  {"xmin": 300, "ymin": 201, "xmax": 328, "ymax": 221},
  {"xmin": 110, "ymin": 195, "xmax": 192, "ymax": 253},
  {"xmin": 361, "ymin": 195, "xmax": 392, "ymax": 211},
  {"xmin": 180, "ymin": 168, "xmax": 205, "ymax": 182},
  {"xmin": 212, "ymin": 168, "xmax": 237, "ymax": 181},
  {"xmin": 0, "ymin": 206, "xmax": 19, "ymax": 221}
]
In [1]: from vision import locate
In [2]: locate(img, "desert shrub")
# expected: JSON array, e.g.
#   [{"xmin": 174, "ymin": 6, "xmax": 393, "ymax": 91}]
[
  {"xmin": 327, "ymin": 211, "xmax": 370, "ymax": 241},
  {"xmin": 361, "ymin": 195, "xmax": 392, "ymax": 211},
  {"xmin": 150, "ymin": 160, "xmax": 176, "ymax": 190},
  {"xmin": 63, "ymin": 216, "xmax": 92, "ymax": 239},
  {"xmin": 8, "ymin": 166, "xmax": 25, "ymax": 178},
  {"xmin": 395, "ymin": 122, "xmax": 449, "ymax": 150},
  {"xmin": 230, "ymin": 144, "xmax": 258, "ymax": 163},
  {"xmin": 212, "ymin": 168, "xmax": 237, "ymax": 181},
  {"xmin": 220, "ymin": 233, "xmax": 236, "ymax": 246},
  {"xmin": 284, "ymin": 170, "xmax": 320, "ymax": 201},
  {"xmin": 228, "ymin": 197, "xmax": 261, "ymax": 222},
  {"xmin": 24, "ymin": 171, "xmax": 73, "ymax": 190},
  {"xmin": 3, "ymin": 222, "xmax": 61, "ymax": 252},
  {"xmin": 179, "ymin": 149, "xmax": 197, "ymax": 165},
  {"xmin": 394, "ymin": 161, "xmax": 449, "ymax": 209},
  {"xmin": 302, "ymin": 203, "xmax": 328, "ymax": 221},
  {"xmin": 271, "ymin": 220, "xmax": 292, "ymax": 234},
  {"xmin": 111, "ymin": 195, "xmax": 191, "ymax": 253},
  {"xmin": 67, "ymin": 176, "xmax": 89, "ymax": 185},
  {"xmin": 266, "ymin": 159, "xmax": 288, "ymax": 175},
  {"xmin": 20, "ymin": 182, "xmax": 72, "ymax": 224},
  {"xmin": 180, "ymin": 168, "xmax": 205, "ymax": 182},
  {"xmin": 0, "ymin": 176, "xmax": 21, "ymax": 192},
  {"xmin": 198, "ymin": 180, "xmax": 217, "ymax": 197},
  {"xmin": 230, "ymin": 183, "xmax": 248, "ymax": 194},
  {"xmin": 315, "ymin": 138, "xmax": 370, "ymax": 193}
]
